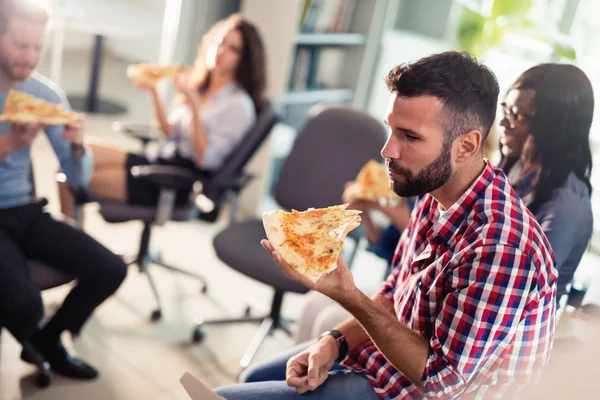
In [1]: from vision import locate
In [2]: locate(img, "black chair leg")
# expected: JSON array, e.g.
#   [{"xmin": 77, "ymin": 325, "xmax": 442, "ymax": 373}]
[
  {"xmin": 239, "ymin": 318, "xmax": 274, "ymax": 370},
  {"xmin": 150, "ymin": 257, "xmax": 208, "ymax": 294},
  {"xmin": 191, "ymin": 291, "xmax": 291, "ymax": 374},
  {"xmin": 124, "ymin": 223, "xmax": 210, "ymax": 322},
  {"xmin": 143, "ymin": 268, "xmax": 163, "ymax": 322}
]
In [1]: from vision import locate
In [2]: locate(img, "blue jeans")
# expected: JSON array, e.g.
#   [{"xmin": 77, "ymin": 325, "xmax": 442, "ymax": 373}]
[{"xmin": 214, "ymin": 341, "xmax": 380, "ymax": 400}]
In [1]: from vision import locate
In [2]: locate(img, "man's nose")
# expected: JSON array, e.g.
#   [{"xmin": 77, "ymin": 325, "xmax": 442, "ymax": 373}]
[{"xmin": 381, "ymin": 136, "xmax": 401, "ymax": 160}]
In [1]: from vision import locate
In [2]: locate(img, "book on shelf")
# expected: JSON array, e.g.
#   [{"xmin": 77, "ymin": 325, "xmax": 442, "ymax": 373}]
[
  {"xmin": 300, "ymin": 0, "xmax": 357, "ymax": 34},
  {"xmin": 289, "ymin": 47, "xmax": 346, "ymax": 91}
]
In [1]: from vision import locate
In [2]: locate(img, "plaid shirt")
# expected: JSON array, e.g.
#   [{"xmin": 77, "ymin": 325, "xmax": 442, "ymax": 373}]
[{"xmin": 341, "ymin": 161, "xmax": 557, "ymax": 399}]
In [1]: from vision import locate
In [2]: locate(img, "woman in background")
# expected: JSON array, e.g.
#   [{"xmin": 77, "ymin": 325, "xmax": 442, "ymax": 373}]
[
  {"xmin": 59, "ymin": 13, "xmax": 266, "ymax": 216},
  {"xmin": 499, "ymin": 63, "xmax": 594, "ymax": 301}
]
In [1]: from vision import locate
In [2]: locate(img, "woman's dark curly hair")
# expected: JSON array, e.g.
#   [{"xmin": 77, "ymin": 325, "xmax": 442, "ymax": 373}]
[{"xmin": 190, "ymin": 13, "xmax": 267, "ymax": 111}]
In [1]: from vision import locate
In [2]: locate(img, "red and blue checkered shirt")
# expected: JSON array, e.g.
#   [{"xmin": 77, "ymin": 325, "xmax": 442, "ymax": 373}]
[{"xmin": 341, "ymin": 161, "xmax": 557, "ymax": 399}]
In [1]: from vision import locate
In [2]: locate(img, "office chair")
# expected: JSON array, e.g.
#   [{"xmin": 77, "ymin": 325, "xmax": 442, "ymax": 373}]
[
  {"xmin": 192, "ymin": 105, "xmax": 388, "ymax": 372},
  {"xmin": 82, "ymin": 102, "xmax": 278, "ymax": 322}
]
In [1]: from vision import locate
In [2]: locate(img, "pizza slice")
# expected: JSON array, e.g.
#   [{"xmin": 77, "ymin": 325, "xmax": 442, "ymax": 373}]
[
  {"xmin": 263, "ymin": 204, "xmax": 362, "ymax": 283},
  {"xmin": 343, "ymin": 159, "xmax": 398, "ymax": 203},
  {"xmin": 0, "ymin": 90, "xmax": 78, "ymax": 125},
  {"xmin": 127, "ymin": 63, "xmax": 191, "ymax": 85}
]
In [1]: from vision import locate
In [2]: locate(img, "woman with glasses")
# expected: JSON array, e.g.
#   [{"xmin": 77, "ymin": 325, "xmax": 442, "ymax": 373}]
[{"xmin": 499, "ymin": 64, "xmax": 594, "ymax": 301}]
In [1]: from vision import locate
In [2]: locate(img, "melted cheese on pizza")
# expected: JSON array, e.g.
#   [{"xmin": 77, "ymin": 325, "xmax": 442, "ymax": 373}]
[
  {"xmin": 263, "ymin": 205, "xmax": 361, "ymax": 282},
  {"xmin": 0, "ymin": 90, "xmax": 76, "ymax": 125}
]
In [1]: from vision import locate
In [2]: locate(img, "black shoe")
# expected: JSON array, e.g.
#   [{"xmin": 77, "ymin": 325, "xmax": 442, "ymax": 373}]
[{"xmin": 21, "ymin": 337, "xmax": 99, "ymax": 380}]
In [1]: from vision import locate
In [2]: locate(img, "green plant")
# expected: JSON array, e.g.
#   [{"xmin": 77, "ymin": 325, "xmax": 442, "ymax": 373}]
[{"xmin": 457, "ymin": 0, "xmax": 576, "ymax": 61}]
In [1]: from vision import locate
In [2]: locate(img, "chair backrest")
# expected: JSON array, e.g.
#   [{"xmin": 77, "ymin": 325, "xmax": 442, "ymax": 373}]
[
  {"xmin": 201, "ymin": 101, "xmax": 278, "ymax": 201},
  {"xmin": 274, "ymin": 105, "xmax": 388, "ymax": 211}
]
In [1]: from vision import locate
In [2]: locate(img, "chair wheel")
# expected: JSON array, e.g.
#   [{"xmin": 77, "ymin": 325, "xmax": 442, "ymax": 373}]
[
  {"xmin": 201, "ymin": 284, "xmax": 208, "ymax": 294},
  {"xmin": 151, "ymin": 310, "xmax": 162, "ymax": 322},
  {"xmin": 244, "ymin": 306, "xmax": 252, "ymax": 317},
  {"xmin": 192, "ymin": 328, "xmax": 205, "ymax": 343},
  {"xmin": 35, "ymin": 365, "xmax": 52, "ymax": 388}
]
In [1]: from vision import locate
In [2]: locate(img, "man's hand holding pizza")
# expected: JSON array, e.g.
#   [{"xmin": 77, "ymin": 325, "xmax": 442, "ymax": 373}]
[
  {"xmin": 260, "ymin": 239, "xmax": 358, "ymax": 302},
  {"xmin": 4, "ymin": 122, "xmax": 45, "ymax": 152}
]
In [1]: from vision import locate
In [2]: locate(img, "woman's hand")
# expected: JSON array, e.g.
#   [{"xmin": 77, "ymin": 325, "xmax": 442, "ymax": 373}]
[
  {"xmin": 128, "ymin": 77, "xmax": 156, "ymax": 91},
  {"xmin": 172, "ymin": 73, "xmax": 198, "ymax": 102}
]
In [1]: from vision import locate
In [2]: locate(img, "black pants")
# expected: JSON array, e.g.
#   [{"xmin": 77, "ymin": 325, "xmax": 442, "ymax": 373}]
[{"xmin": 0, "ymin": 200, "xmax": 127, "ymax": 342}]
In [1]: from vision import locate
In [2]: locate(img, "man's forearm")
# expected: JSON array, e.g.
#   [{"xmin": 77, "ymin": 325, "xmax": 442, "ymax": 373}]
[
  {"xmin": 0, "ymin": 135, "xmax": 14, "ymax": 163},
  {"xmin": 335, "ymin": 293, "xmax": 396, "ymax": 353},
  {"xmin": 335, "ymin": 288, "xmax": 429, "ymax": 387}
]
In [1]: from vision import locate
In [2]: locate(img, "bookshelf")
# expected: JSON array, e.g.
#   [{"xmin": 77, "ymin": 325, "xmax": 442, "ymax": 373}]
[{"xmin": 243, "ymin": 0, "xmax": 390, "ymax": 125}]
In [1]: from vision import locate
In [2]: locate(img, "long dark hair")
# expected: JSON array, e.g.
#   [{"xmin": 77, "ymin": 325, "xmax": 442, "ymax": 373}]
[
  {"xmin": 499, "ymin": 64, "xmax": 594, "ymax": 214},
  {"xmin": 189, "ymin": 13, "xmax": 266, "ymax": 111}
]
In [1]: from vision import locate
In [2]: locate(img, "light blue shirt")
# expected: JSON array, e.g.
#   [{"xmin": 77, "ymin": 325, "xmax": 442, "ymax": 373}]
[
  {"xmin": 0, "ymin": 72, "xmax": 93, "ymax": 209},
  {"xmin": 509, "ymin": 161, "xmax": 593, "ymax": 298},
  {"xmin": 147, "ymin": 82, "xmax": 256, "ymax": 170}
]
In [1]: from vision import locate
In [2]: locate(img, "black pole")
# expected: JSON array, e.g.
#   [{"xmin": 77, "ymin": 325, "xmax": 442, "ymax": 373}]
[{"xmin": 85, "ymin": 34, "xmax": 104, "ymax": 112}]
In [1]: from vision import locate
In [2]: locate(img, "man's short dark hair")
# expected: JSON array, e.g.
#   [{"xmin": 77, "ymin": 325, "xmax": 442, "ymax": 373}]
[
  {"xmin": 385, "ymin": 51, "xmax": 500, "ymax": 142},
  {"xmin": 0, "ymin": 0, "xmax": 51, "ymax": 34}
]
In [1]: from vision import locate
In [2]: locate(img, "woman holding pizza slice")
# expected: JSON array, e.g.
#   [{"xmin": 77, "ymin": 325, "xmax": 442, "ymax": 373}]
[{"xmin": 58, "ymin": 13, "xmax": 266, "ymax": 216}]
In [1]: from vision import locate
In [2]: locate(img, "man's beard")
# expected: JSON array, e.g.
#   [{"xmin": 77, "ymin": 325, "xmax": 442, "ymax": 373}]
[
  {"xmin": 385, "ymin": 141, "xmax": 453, "ymax": 197},
  {"xmin": 0, "ymin": 58, "xmax": 33, "ymax": 81}
]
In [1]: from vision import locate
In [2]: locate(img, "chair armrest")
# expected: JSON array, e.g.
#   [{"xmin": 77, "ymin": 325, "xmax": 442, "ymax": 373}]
[
  {"xmin": 220, "ymin": 173, "xmax": 256, "ymax": 193},
  {"xmin": 112, "ymin": 121, "xmax": 161, "ymax": 145},
  {"xmin": 131, "ymin": 165, "xmax": 201, "ymax": 191},
  {"xmin": 70, "ymin": 187, "xmax": 100, "ymax": 205}
]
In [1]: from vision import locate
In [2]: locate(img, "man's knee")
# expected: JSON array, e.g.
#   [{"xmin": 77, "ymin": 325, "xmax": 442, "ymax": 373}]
[
  {"xmin": 240, "ymin": 363, "xmax": 275, "ymax": 383},
  {"xmin": 100, "ymin": 254, "xmax": 128, "ymax": 292},
  {"xmin": 85, "ymin": 251, "xmax": 128, "ymax": 293}
]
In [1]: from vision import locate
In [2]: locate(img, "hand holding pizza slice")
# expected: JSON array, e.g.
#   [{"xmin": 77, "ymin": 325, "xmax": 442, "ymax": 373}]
[
  {"xmin": 262, "ymin": 204, "xmax": 361, "ymax": 284},
  {"xmin": 127, "ymin": 63, "xmax": 192, "ymax": 86},
  {"xmin": 0, "ymin": 90, "xmax": 79, "ymax": 125},
  {"xmin": 343, "ymin": 160, "xmax": 398, "ymax": 204}
]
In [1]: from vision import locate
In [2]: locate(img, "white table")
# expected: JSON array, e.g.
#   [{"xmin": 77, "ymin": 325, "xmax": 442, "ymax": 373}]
[{"xmin": 50, "ymin": 0, "xmax": 164, "ymax": 114}]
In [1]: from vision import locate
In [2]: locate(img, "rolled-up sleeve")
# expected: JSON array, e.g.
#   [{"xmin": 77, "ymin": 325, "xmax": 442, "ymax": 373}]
[
  {"xmin": 44, "ymin": 89, "xmax": 93, "ymax": 187},
  {"xmin": 200, "ymin": 94, "xmax": 256, "ymax": 170}
]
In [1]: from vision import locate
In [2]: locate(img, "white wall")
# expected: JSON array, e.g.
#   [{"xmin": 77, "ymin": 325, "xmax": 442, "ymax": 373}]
[
  {"xmin": 52, "ymin": 0, "xmax": 165, "ymax": 62},
  {"xmin": 367, "ymin": 30, "xmax": 451, "ymax": 120}
]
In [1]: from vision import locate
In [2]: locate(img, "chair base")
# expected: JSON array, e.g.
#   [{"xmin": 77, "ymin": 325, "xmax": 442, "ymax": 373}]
[
  {"xmin": 191, "ymin": 290, "xmax": 292, "ymax": 373},
  {"xmin": 123, "ymin": 221, "xmax": 208, "ymax": 322},
  {"xmin": 124, "ymin": 252, "xmax": 208, "ymax": 322}
]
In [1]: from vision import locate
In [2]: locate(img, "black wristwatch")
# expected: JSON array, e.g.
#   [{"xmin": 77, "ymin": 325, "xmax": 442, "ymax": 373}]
[{"xmin": 319, "ymin": 330, "xmax": 348, "ymax": 362}]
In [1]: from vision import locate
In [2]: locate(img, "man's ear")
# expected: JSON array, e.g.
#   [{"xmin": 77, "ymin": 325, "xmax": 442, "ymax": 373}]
[{"xmin": 454, "ymin": 130, "xmax": 482, "ymax": 162}]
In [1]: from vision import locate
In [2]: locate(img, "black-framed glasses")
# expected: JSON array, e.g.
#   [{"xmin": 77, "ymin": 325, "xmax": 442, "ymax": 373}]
[{"xmin": 501, "ymin": 103, "xmax": 533, "ymax": 123}]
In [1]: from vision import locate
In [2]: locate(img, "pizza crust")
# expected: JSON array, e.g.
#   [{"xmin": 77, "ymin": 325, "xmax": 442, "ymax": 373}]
[
  {"xmin": 263, "ymin": 205, "xmax": 362, "ymax": 283},
  {"xmin": 343, "ymin": 160, "xmax": 398, "ymax": 203},
  {"xmin": 127, "ymin": 63, "xmax": 191, "ymax": 85}
]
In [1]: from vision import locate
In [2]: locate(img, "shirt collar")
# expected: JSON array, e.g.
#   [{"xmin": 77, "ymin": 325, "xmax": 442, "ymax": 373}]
[{"xmin": 427, "ymin": 159, "xmax": 496, "ymax": 245}]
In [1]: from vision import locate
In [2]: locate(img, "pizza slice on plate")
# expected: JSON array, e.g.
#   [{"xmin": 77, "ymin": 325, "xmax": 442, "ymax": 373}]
[
  {"xmin": 127, "ymin": 63, "xmax": 191, "ymax": 85},
  {"xmin": 0, "ymin": 90, "xmax": 78, "ymax": 125},
  {"xmin": 343, "ymin": 159, "xmax": 398, "ymax": 203},
  {"xmin": 263, "ymin": 204, "xmax": 362, "ymax": 283}
]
